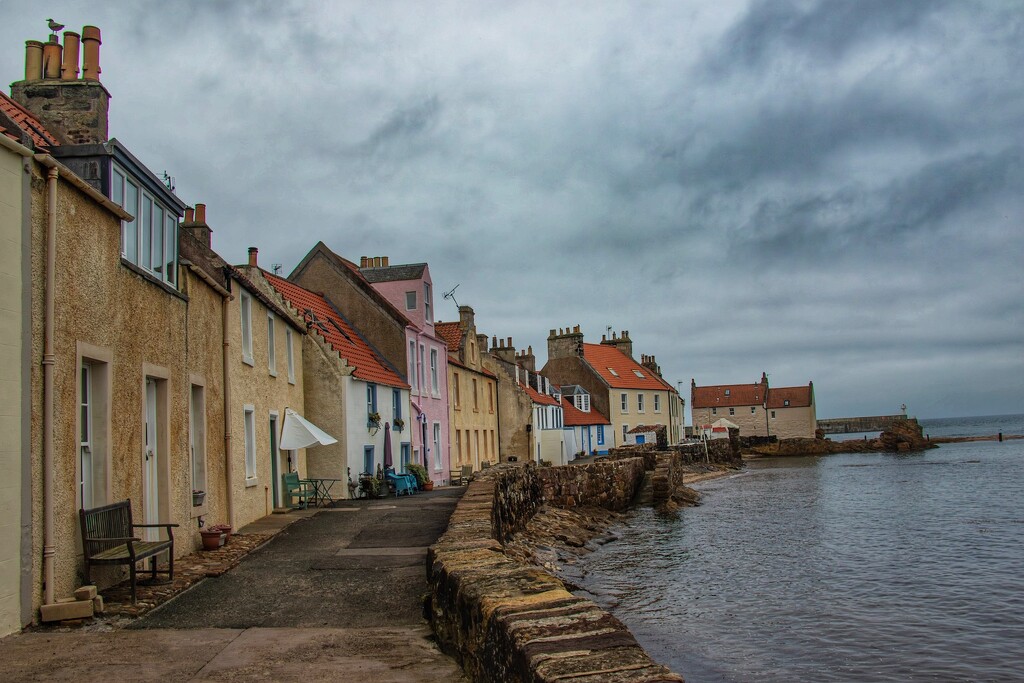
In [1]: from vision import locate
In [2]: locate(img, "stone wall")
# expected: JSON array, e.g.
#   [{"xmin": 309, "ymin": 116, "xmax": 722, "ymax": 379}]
[{"xmin": 428, "ymin": 462, "xmax": 683, "ymax": 682}]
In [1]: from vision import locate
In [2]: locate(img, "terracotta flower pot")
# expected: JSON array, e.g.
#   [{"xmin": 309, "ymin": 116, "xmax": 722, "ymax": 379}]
[
  {"xmin": 201, "ymin": 530, "xmax": 224, "ymax": 550},
  {"xmin": 424, "ymin": 480, "xmax": 434, "ymax": 491}
]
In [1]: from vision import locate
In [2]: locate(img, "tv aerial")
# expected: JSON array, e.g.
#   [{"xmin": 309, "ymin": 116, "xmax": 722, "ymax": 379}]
[{"xmin": 443, "ymin": 284, "xmax": 460, "ymax": 309}]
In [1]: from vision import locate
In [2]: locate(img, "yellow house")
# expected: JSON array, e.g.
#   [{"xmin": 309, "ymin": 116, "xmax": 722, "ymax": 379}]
[{"xmin": 435, "ymin": 306, "xmax": 499, "ymax": 471}]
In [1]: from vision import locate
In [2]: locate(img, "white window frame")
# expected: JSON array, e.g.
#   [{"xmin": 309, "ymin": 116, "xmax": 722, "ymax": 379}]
[
  {"xmin": 409, "ymin": 340, "xmax": 417, "ymax": 390},
  {"xmin": 418, "ymin": 343, "xmax": 425, "ymax": 392},
  {"xmin": 654, "ymin": 394, "xmax": 661, "ymax": 412},
  {"xmin": 621, "ymin": 393, "xmax": 628, "ymax": 412},
  {"xmin": 622, "ymin": 424, "xmax": 628, "ymax": 441},
  {"xmin": 189, "ymin": 382, "xmax": 207, "ymax": 512},
  {"xmin": 112, "ymin": 162, "xmax": 178, "ymax": 287},
  {"xmin": 433, "ymin": 422, "xmax": 442, "ymax": 471},
  {"xmin": 638, "ymin": 393, "xmax": 645, "ymax": 413},
  {"xmin": 430, "ymin": 348, "xmax": 439, "ymax": 395},
  {"xmin": 243, "ymin": 405, "xmax": 257, "ymax": 485},
  {"xmin": 405, "ymin": 291, "xmax": 417, "ymax": 310},
  {"xmin": 286, "ymin": 328, "xmax": 295, "ymax": 383},
  {"xmin": 424, "ymin": 282, "xmax": 432, "ymax": 322},
  {"xmin": 267, "ymin": 311, "xmax": 277, "ymax": 376},
  {"xmin": 241, "ymin": 291, "xmax": 254, "ymax": 365},
  {"xmin": 80, "ymin": 364, "xmax": 94, "ymax": 510}
]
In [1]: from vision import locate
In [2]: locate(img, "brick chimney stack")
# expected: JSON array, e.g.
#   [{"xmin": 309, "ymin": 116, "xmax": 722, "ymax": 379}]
[
  {"xmin": 490, "ymin": 335, "xmax": 517, "ymax": 364},
  {"xmin": 458, "ymin": 305, "xmax": 475, "ymax": 331},
  {"xmin": 12, "ymin": 26, "xmax": 110, "ymax": 145},
  {"xmin": 547, "ymin": 324, "xmax": 584, "ymax": 360},
  {"xmin": 640, "ymin": 353, "xmax": 662, "ymax": 377},
  {"xmin": 180, "ymin": 203, "xmax": 213, "ymax": 248},
  {"xmin": 516, "ymin": 345, "xmax": 536, "ymax": 373}
]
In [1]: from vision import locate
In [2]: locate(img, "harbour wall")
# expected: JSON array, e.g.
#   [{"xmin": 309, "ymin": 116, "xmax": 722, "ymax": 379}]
[
  {"xmin": 427, "ymin": 458, "xmax": 685, "ymax": 682},
  {"xmin": 818, "ymin": 414, "xmax": 907, "ymax": 434}
]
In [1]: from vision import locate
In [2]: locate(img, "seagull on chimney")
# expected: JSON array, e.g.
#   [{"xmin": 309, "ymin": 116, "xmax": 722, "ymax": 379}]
[{"xmin": 47, "ymin": 19, "xmax": 65, "ymax": 34}]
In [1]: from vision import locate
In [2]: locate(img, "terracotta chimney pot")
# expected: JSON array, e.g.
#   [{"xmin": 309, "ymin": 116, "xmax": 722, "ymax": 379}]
[
  {"xmin": 195, "ymin": 203, "xmax": 206, "ymax": 223},
  {"xmin": 24, "ymin": 40, "xmax": 44, "ymax": 81},
  {"xmin": 248, "ymin": 247, "xmax": 258, "ymax": 267},
  {"xmin": 382, "ymin": 256, "xmax": 389, "ymax": 266},
  {"xmin": 360, "ymin": 256, "xmax": 368, "ymax": 268},
  {"xmin": 42, "ymin": 38, "xmax": 62, "ymax": 79},
  {"xmin": 81, "ymin": 26, "xmax": 101, "ymax": 81},
  {"xmin": 61, "ymin": 31, "xmax": 80, "ymax": 80},
  {"xmin": 184, "ymin": 207, "xmax": 195, "ymax": 223}
]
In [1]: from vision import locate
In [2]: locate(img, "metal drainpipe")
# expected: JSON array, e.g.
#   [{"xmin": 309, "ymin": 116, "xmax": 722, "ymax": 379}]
[
  {"xmin": 41, "ymin": 164, "xmax": 57, "ymax": 606},
  {"xmin": 222, "ymin": 294, "xmax": 235, "ymax": 528}
]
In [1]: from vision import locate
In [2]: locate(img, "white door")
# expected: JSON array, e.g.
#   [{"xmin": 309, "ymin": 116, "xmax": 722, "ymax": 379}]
[{"xmin": 144, "ymin": 379, "xmax": 159, "ymax": 541}]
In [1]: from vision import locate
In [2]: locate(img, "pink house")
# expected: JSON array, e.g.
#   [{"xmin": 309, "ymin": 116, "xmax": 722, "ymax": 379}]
[{"xmin": 359, "ymin": 257, "xmax": 451, "ymax": 483}]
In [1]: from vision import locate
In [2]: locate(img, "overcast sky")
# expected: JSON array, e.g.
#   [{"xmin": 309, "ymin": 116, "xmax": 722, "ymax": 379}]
[{"xmin": 3, "ymin": 1, "xmax": 1021, "ymax": 420}]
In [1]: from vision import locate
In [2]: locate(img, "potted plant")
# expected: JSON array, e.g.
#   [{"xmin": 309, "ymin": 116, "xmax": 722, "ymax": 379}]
[
  {"xmin": 406, "ymin": 462, "xmax": 431, "ymax": 491},
  {"xmin": 192, "ymin": 490, "xmax": 206, "ymax": 507},
  {"xmin": 367, "ymin": 411, "xmax": 381, "ymax": 428},
  {"xmin": 393, "ymin": 417, "xmax": 405, "ymax": 432},
  {"xmin": 359, "ymin": 475, "xmax": 383, "ymax": 499}
]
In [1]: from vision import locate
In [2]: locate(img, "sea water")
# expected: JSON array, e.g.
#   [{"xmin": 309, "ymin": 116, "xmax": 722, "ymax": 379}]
[{"xmin": 573, "ymin": 414, "xmax": 1024, "ymax": 682}]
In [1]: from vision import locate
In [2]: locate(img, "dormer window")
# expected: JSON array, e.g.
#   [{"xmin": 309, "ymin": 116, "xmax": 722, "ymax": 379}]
[
  {"xmin": 576, "ymin": 394, "xmax": 590, "ymax": 412},
  {"xmin": 112, "ymin": 163, "xmax": 178, "ymax": 287}
]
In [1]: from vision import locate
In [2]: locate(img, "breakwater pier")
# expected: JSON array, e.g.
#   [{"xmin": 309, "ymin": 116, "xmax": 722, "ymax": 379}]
[{"xmin": 817, "ymin": 414, "xmax": 907, "ymax": 434}]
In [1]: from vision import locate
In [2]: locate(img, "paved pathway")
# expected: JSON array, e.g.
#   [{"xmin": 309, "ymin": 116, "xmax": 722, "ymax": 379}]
[{"xmin": 0, "ymin": 488, "xmax": 468, "ymax": 682}]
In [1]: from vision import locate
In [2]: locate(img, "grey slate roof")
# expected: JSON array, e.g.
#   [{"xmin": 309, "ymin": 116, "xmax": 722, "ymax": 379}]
[{"xmin": 360, "ymin": 263, "xmax": 427, "ymax": 283}]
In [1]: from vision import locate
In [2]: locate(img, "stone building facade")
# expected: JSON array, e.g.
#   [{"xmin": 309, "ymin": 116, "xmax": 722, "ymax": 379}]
[
  {"xmin": 542, "ymin": 326, "xmax": 683, "ymax": 447},
  {"xmin": 482, "ymin": 338, "xmax": 536, "ymax": 463},
  {"xmin": 435, "ymin": 306, "xmax": 499, "ymax": 471},
  {"xmin": 691, "ymin": 373, "xmax": 817, "ymax": 439}
]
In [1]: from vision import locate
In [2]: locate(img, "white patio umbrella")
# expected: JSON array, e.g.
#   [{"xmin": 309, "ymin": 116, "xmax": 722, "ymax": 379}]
[{"xmin": 279, "ymin": 407, "xmax": 338, "ymax": 450}]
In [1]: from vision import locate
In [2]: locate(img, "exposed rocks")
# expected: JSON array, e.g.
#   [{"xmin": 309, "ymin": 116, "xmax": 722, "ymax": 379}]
[{"xmin": 746, "ymin": 417, "xmax": 938, "ymax": 457}]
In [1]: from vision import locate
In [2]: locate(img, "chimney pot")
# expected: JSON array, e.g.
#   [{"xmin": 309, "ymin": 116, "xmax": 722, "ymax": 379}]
[
  {"xmin": 60, "ymin": 31, "xmax": 80, "ymax": 80},
  {"xmin": 42, "ymin": 39, "xmax": 62, "ymax": 79},
  {"xmin": 185, "ymin": 207, "xmax": 195, "ymax": 223},
  {"xmin": 195, "ymin": 203, "xmax": 207, "ymax": 223},
  {"xmin": 373, "ymin": 256, "xmax": 381, "ymax": 268},
  {"xmin": 507, "ymin": 336, "xmax": 513, "ymax": 347},
  {"xmin": 24, "ymin": 40, "xmax": 44, "ymax": 81},
  {"xmin": 574, "ymin": 325, "xmax": 580, "ymax": 333},
  {"xmin": 492, "ymin": 336, "xmax": 497, "ymax": 348},
  {"xmin": 248, "ymin": 247, "xmax": 258, "ymax": 267},
  {"xmin": 382, "ymin": 256, "xmax": 389, "ymax": 266},
  {"xmin": 80, "ymin": 26, "xmax": 101, "ymax": 81},
  {"xmin": 360, "ymin": 256, "xmax": 368, "ymax": 268}
]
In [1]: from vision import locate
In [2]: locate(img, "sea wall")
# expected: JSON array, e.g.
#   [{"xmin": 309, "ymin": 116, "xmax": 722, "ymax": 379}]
[{"xmin": 427, "ymin": 461, "xmax": 684, "ymax": 682}]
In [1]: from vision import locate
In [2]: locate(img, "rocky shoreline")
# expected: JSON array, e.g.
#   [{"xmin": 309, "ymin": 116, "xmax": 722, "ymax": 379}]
[
  {"xmin": 746, "ymin": 417, "xmax": 937, "ymax": 458},
  {"xmin": 505, "ymin": 464, "xmax": 739, "ymax": 590}
]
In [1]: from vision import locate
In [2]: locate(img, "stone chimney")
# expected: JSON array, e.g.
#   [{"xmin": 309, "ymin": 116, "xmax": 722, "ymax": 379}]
[
  {"xmin": 458, "ymin": 305, "xmax": 475, "ymax": 331},
  {"xmin": 516, "ymin": 345, "xmax": 536, "ymax": 373},
  {"xmin": 600, "ymin": 329, "xmax": 633, "ymax": 359},
  {"xmin": 180, "ymin": 203, "xmax": 213, "ymax": 248},
  {"xmin": 11, "ymin": 26, "xmax": 111, "ymax": 145},
  {"xmin": 640, "ymin": 353, "xmax": 662, "ymax": 377},
  {"xmin": 490, "ymin": 335, "xmax": 517, "ymax": 364},
  {"xmin": 547, "ymin": 324, "xmax": 584, "ymax": 360}
]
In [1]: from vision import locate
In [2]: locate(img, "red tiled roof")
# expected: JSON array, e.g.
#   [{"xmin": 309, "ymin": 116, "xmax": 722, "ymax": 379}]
[
  {"xmin": 521, "ymin": 381, "xmax": 559, "ymax": 407},
  {"xmin": 562, "ymin": 400, "xmax": 610, "ymax": 427},
  {"xmin": 264, "ymin": 272, "xmax": 408, "ymax": 389},
  {"xmin": 692, "ymin": 382, "xmax": 766, "ymax": 408},
  {"xmin": 0, "ymin": 92, "xmax": 60, "ymax": 149},
  {"xmin": 434, "ymin": 321, "xmax": 462, "ymax": 352},
  {"xmin": 767, "ymin": 385, "xmax": 813, "ymax": 409},
  {"xmin": 582, "ymin": 343, "xmax": 675, "ymax": 391}
]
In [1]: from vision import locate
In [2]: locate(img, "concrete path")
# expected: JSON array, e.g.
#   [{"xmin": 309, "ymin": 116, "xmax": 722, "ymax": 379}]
[{"xmin": 0, "ymin": 488, "xmax": 468, "ymax": 682}]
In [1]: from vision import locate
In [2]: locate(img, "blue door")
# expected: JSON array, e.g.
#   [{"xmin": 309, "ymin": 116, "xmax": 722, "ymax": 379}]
[{"xmin": 635, "ymin": 434, "xmax": 646, "ymax": 444}]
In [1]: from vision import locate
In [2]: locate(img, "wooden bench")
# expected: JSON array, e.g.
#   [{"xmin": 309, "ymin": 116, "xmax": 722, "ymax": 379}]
[{"xmin": 79, "ymin": 499, "xmax": 177, "ymax": 603}]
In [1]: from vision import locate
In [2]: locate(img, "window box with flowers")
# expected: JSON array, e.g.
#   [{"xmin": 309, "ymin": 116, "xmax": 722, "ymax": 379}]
[
  {"xmin": 393, "ymin": 417, "xmax": 405, "ymax": 432},
  {"xmin": 367, "ymin": 411, "xmax": 381, "ymax": 433}
]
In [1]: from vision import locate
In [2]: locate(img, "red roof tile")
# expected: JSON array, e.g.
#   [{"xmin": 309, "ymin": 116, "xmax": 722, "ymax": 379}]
[
  {"xmin": 434, "ymin": 321, "xmax": 462, "ymax": 352},
  {"xmin": 582, "ymin": 343, "xmax": 675, "ymax": 391},
  {"xmin": 265, "ymin": 272, "xmax": 408, "ymax": 389},
  {"xmin": 562, "ymin": 400, "xmax": 610, "ymax": 426},
  {"xmin": 692, "ymin": 382, "xmax": 766, "ymax": 408},
  {"xmin": 520, "ymin": 381, "xmax": 559, "ymax": 407},
  {"xmin": 0, "ymin": 92, "xmax": 60, "ymax": 149},
  {"xmin": 627, "ymin": 424, "xmax": 665, "ymax": 434},
  {"xmin": 767, "ymin": 385, "xmax": 813, "ymax": 408}
]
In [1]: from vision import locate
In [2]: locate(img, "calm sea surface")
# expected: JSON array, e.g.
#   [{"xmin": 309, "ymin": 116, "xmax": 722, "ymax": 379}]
[{"xmin": 573, "ymin": 415, "xmax": 1024, "ymax": 682}]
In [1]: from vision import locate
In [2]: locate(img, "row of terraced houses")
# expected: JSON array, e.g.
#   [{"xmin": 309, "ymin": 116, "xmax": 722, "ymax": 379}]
[{"xmin": 0, "ymin": 25, "xmax": 814, "ymax": 633}]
